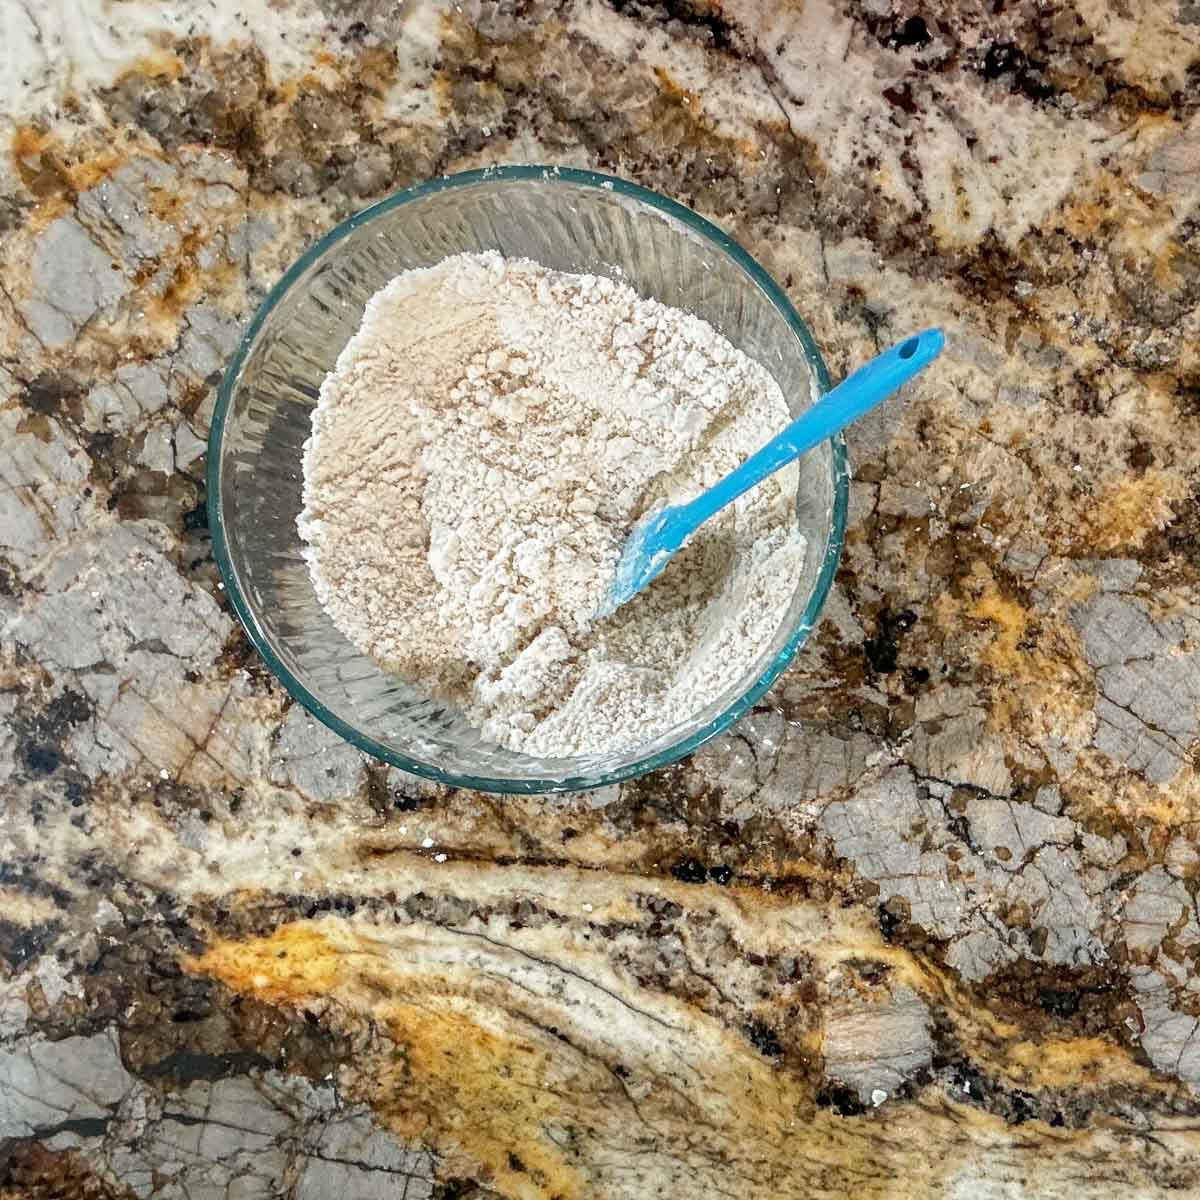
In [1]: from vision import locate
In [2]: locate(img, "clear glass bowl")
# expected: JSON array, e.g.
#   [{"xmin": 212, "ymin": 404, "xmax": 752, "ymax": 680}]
[{"xmin": 208, "ymin": 166, "xmax": 849, "ymax": 793}]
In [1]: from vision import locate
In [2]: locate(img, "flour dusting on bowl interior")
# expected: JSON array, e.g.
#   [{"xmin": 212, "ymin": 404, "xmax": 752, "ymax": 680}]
[{"xmin": 298, "ymin": 251, "xmax": 806, "ymax": 757}]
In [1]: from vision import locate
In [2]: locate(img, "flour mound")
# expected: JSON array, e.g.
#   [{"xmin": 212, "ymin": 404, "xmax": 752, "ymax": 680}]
[{"xmin": 299, "ymin": 252, "xmax": 806, "ymax": 757}]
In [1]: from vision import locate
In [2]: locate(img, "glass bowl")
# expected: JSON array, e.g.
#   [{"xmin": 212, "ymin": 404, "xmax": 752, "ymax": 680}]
[{"xmin": 208, "ymin": 166, "xmax": 849, "ymax": 794}]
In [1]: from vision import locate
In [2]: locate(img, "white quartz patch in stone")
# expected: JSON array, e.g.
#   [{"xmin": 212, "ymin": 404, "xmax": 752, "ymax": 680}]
[
  {"xmin": 174, "ymin": 421, "xmax": 208, "ymax": 470},
  {"xmin": 1, "ymin": 0, "xmax": 331, "ymax": 123},
  {"xmin": 1071, "ymin": 588, "xmax": 1200, "ymax": 784},
  {"xmin": 821, "ymin": 982, "xmax": 932, "ymax": 1103},
  {"xmin": 1135, "ymin": 116, "xmax": 1200, "ymax": 201},
  {"xmin": 1133, "ymin": 967, "xmax": 1200, "ymax": 1091},
  {"xmin": 76, "ymin": 160, "xmax": 181, "ymax": 263},
  {"xmin": 296, "ymin": 1108, "xmax": 435, "ymax": 1200},
  {"xmin": 8, "ymin": 524, "xmax": 230, "ymax": 672},
  {"xmin": 0, "ymin": 1031, "xmax": 127, "ymax": 1138},
  {"xmin": 83, "ymin": 361, "xmax": 170, "ymax": 434},
  {"xmin": 0, "ymin": 1029, "xmax": 435, "ymax": 1200},
  {"xmin": 137, "ymin": 422, "xmax": 176, "ymax": 474},
  {"xmin": 269, "ymin": 705, "xmax": 367, "ymax": 803},
  {"xmin": 820, "ymin": 762, "xmax": 1117, "ymax": 982},
  {"xmin": 0, "ymin": 408, "xmax": 91, "ymax": 566},
  {"xmin": 22, "ymin": 216, "xmax": 131, "ymax": 348}
]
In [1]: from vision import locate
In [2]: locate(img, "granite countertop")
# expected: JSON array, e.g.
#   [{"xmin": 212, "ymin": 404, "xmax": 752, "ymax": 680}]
[{"xmin": 2, "ymin": 1, "xmax": 1199, "ymax": 1196}]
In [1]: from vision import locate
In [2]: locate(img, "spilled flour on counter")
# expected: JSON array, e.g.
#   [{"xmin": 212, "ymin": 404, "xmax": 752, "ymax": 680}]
[{"xmin": 299, "ymin": 252, "xmax": 806, "ymax": 757}]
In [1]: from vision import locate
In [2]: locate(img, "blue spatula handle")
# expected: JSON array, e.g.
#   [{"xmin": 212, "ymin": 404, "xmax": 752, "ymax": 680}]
[{"xmin": 676, "ymin": 328, "xmax": 944, "ymax": 535}]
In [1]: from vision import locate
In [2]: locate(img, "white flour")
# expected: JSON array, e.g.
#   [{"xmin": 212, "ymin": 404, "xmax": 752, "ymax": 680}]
[{"xmin": 299, "ymin": 252, "xmax": 807, "ymax": 757}]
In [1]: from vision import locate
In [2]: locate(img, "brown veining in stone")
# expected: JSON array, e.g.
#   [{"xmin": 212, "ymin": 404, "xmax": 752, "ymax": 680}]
[
  {"xmin": 1076, "ymin": 470, "xmax": 1191, "ymax": 555},
  {"xmin": 10, "ymin": 126, "xmax": 135, "ymax": 230},
  {"xmin": 186, "ymin": 907, "xmax": 1200, "ymax": 1197}
]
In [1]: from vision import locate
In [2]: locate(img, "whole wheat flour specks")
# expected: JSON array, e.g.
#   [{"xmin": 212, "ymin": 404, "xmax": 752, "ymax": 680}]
[{"xmin": 299, "ymin": 252, "xmax": 807, "ymax": 757}]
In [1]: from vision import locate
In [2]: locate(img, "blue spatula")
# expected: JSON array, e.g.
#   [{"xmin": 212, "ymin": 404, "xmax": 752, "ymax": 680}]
[{"xmin": 603, "ymin": 328, "xmax": 945, "ymax": 616}]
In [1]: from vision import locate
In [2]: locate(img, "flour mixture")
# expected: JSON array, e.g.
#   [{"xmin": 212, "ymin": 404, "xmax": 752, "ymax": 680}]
[{"xmin": 298, "ymin": 252, "xmax": 807, "ymax": 757}]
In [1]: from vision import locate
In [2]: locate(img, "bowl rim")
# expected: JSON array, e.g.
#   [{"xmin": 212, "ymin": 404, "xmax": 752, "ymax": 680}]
[{"xmin": 208, "ymin": 164, "xmax": 849, "ymax": 794}]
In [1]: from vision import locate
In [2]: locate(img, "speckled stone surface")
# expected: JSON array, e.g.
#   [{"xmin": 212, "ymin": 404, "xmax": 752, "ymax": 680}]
[{"xmin": 1, "ymin": 1, "xmax": 1199, "ymax": 1196}]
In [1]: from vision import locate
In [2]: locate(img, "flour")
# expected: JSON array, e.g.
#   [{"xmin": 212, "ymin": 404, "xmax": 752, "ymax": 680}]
[{"xmin": 299, "ymin": 252, "xmax": 807, "ymax": 757}]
